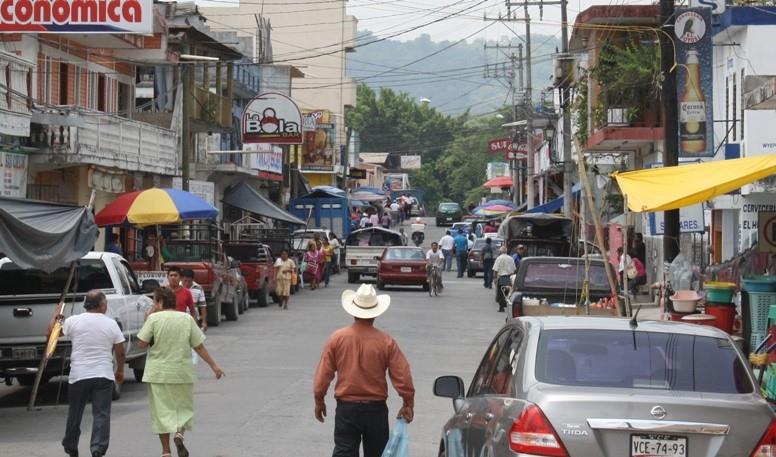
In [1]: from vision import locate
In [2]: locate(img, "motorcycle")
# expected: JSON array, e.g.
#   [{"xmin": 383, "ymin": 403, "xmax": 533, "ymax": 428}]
[{"xmin": 410, "ymin": 220, "xmax": 425, "ymax": 247}]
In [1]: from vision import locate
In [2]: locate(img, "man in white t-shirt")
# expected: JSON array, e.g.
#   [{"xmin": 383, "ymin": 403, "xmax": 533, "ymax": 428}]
[
  {"xmin": 328, "ymin": 234, "xmax": 341, "ymax": 274},
  {"xmin": 426, "ymin": 241, "xmax": 445, "ymax": 289},
  {"xmin": 55, "ymin": 290, "xmax": 125, "ymax": 457},
  {"xmin": 438, "ymin": 231, "xmax": 455, "ymax": 272}
]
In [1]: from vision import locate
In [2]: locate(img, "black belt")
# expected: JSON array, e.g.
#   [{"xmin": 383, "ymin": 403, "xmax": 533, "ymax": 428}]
[{"xmin": 337, "ymin": 400, "xmax": 386, "ymax": 405}]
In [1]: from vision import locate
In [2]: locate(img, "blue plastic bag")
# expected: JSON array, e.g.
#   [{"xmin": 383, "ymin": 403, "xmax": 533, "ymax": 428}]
[{"xmin": 381, "ymin": 418, "xmax": 409, "ymax": 457}]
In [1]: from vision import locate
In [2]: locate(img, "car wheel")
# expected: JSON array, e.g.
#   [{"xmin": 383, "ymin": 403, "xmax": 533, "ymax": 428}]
[
  {"xmin": 467, "ymin": 269, "xmax": 475, "ymax": 278},
  {"xmin": 133, "ymin": 368, "xmax": 144, "ymax": 383},
  {"xmin": 243, "ymin": 292, "xmax": 250, "ymax": 311},
  {"xmin": 223, "ymin": 299, "xmax": 238, "ymax": 321},
  {"xmin": 207, "ymin": 293, "xmax": 221, "ymax": 327},
  {"xmin": 17, "ymin": 374, "xmax": 51, "ymax": 387},
  {"xmin": 237, "ymin": 291, "xmax": 245, "ymax": 315},
  {"xmin": 376, "ymin": 277, "xmax": 385, "ymax": 290},
  {"xmin": 257, "ymin": 282, "xmax": 269, "ymax": 307},
  {"xmin": 348, "ymin": 272, "xmax": 359, "ymax": 284}
]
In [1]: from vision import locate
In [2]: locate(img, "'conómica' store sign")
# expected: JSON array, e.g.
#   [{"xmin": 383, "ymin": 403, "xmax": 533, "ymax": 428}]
[{"xmin": 0, "ymin": 0, "xmax": 152, "ymax": 34}]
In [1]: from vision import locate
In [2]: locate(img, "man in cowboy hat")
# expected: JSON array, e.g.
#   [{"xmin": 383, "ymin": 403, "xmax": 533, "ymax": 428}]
[{"xmin": 314, "ymin": 284, "xmax": 415, "ymax": 457}]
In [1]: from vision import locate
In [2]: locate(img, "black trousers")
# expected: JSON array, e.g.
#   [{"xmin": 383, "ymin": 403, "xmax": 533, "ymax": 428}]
[
  {"xmin": 333, "ymin": 401, "xmax": 389, "ymax": 457},
  {"xmin": 62, "ymin": 377, "xmax": 114, "ymax": 456}
]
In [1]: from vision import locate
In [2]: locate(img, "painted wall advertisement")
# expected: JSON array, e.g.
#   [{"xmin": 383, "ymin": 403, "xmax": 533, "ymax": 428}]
[
  {"xmin": 0, "ymin": 0, "xmax": 153, "ymax": 34},
  {"xmin": 675, "ymin": 7, "xmax": 714, "ymax": 158},
  {"xmin": 301, "ymin": 109, "xmax": 336, "ymax": 172},
  {"xmin": 0, "ymin": 151, "xmax": 27, "ymax": 197},
  {"xmin": 242, "ymin": 92, "xmax": 303, "ymax": 145}
]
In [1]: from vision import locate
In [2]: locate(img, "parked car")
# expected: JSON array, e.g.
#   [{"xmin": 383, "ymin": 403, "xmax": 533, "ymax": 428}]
[
  {"xmin": 345, "ymin": 227, "xmax": 403, "ymax": 283},
  {"xmin": 436, "ymin": 202, "xmax": 463, "ymax": 226},
  {"xmin": 291, "ymin": 228, "xmax": 334, "ymax": 258},
  {"xmin": 466, "ymin": 237, "xmax": 504, "ymax": 277},
  {"xmin": 434, "ymin": 316, "xmax": 774, "ymax": 457},
  {"xmin": 450, "ymin": 222, "xmax": 471, "ymax": 235},
  {"xmin": 0, "ymin": 252, "xmax": 152, "ymax": 396},
  {"xmin": 507, "ymin": 256, "xmax": 613, "ymax": 317},
  {"xmin": 376, "ymin": 247, "xmax": 429, "ymax": 291},
  {"xmin": 224, "ymin": 243, "xmax": 278, "ymax": 307},
  {"xmin": 226, "ymin": 256, "xmax": 250, "ymax": 314}
]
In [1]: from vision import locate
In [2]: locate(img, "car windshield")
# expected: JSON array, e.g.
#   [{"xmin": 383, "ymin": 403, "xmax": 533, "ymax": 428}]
[
  {"xmin": 385, "ymin": 248, "xmax": 425, "ymax": 260},
  {"xmin": 473, "ymin": 239, "xmax": 503, "ymax": 250},
  {"xmin": 165, "ymin": 242, "xmax": 215, "ymax": 262},
  {"xmin": 439, "ymin": 203, "xmax": 460, "ymax": 211},
  {"xmin": 522, "ymin": 262, "xmax": 609, "ymax": 290},
  {"xmin": 0, "ymin": 259, "xmax": 114, "ymax": 294},
  {"xmin": 536, "ymin": 329, "xmax": 753, "ymax": 394}
]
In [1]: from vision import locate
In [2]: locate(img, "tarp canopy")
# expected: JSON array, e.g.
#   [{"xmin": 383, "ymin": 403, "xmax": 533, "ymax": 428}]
[
  {"xmin": 0, "ymin": 197, "xmax": 98, "ymax": 272},
  {"xmin": 527, "ymin": 183, "xmax": 582, "ymax": 214},
  {"xmin": 223, "ymin": 182, "xmax": 305, "ymax": 225},
  {"xmin": 614, "ymin": 155, "xmax": 776, "ymax": 212},
  {"xmin": 482, "ymin": 176, "xmax": 513, "ymax": 188}
]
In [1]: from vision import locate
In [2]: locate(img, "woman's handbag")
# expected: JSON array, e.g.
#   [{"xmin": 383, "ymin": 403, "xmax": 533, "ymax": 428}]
[
  {"xmin": 300, "ymin": 260, "xmax": 308, "ymax": 274},
  {"xmin": 291, "ymin": 272, "xmax": 298, "ymax": 286},
  {"xmin": 626, "ymin": 262, "xmax": 638, "ymax": 280}
]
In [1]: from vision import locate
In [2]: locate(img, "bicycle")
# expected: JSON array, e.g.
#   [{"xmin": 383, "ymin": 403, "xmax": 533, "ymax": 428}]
[{"xmin": 428, "ymin": 263, "xmax": 442, "ymax": 297}]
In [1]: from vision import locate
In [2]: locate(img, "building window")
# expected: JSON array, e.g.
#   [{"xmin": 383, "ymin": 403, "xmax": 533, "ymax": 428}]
[
  {"xmin": 740, "ymin": 68, "xmax": 745, "ymax": 140},
  {"xmin": 732, "ymin": 73, "xmax": 737, "ymax": 142},
  {"xmin": 725, "ymin": 75, "xmax": 729, "ymax": 143},
  {"xmin": 97, "ymin": 74, "xmax": 106, "ymax": 111},
  {"xmin": 44, "ymin": 57, "xmax": 51, "ymax": 105},
  {"xmin": 59, "ymin": 62, "xmax": 68, "ymax": 105},
  {"xmin": 74, "ymin": 66, "xmax": 81, "ymax": 106}
]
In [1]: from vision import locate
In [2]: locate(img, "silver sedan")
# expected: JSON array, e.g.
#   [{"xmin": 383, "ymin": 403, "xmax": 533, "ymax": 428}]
[{"xmin": 434, "ymin": 316, "xmax": 775, "ymax": 457}]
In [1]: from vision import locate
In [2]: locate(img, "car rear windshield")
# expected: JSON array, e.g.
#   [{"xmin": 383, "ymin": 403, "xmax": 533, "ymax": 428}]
[
  {"xmin": 473, "ymin": 239, "xmax": 504, "ymax": 250},
  {"xmin": 0, "ymin": 259, "xmax": 114, "ymax": 295},
  {"xmin": 347, "ymin": 230, "xmax": 403, "ymax": 247},
  {"xmin": 225, "ymin": 245, "xmax": 267, "ymax": 262},
  {"xmin": 536, "ymin": 329, "xmax": 753, "ymax": 394},
  {"xmin": 385, "ymin": 249, "xmax": 425, "ymax": 260},
  {"xmin": 523, "ymin": 262, "xmax": 609, "ymax": 290},
  {"xmin": 439, "ymin": 203, "xmax": 460, "ymax": 211}
]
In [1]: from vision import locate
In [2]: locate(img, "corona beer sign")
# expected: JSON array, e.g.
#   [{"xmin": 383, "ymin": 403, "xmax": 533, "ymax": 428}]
[{"xmin": 0, "ymin": 0, "xmax": 152, "ymax": 33}]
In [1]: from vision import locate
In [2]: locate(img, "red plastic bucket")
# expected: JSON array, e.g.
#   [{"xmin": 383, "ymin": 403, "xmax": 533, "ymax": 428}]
[
  {"xmin": 705, "ymin": 303, "xmax": 736, "ymax": 334},
  {"xmin": 681, "ymin": 313, "xmax": 717, "ymax": 327},
  {"xmin": 670, "ymin": 311, "xmax": 694, "ymax": 321}
]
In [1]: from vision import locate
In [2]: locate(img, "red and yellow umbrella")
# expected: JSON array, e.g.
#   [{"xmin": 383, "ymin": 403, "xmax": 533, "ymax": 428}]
[{"xmin": 95, "ymin": 188, "xmax": 218, "ymax": 227}]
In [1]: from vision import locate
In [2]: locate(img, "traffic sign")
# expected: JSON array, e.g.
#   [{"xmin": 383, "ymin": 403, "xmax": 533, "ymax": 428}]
[{"xmin": 759, "ymin": 212, "xmax": 776, "ymax": 252}]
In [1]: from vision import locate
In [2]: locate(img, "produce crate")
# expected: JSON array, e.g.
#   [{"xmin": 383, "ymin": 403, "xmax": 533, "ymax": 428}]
[{"xmin": 748, "ymin": 292, "xmax": 776, "ymax": 334}]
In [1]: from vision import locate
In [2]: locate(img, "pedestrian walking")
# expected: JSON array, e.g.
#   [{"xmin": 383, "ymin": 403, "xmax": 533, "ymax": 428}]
[
  {"xmin": 166, "ymin": 267, "xmax": 197, "ymax": 318},
  {"xmin": 316, "ymin": 239, "xmax": 326, "ymax": 287},
  {"xmin": 329, "ymin": 233, "xmax": 341, "ymax": 274},
  {"xmin": 181, "ymin": 269, "xmax": 207, "ymax": 331},
  {"xmin": 55, "ymin": 290, "xmax": 125, "ymax": 457},
  {"xmin": 453, "ymin": 230, "xmax": 469, "ymax": 278},
  {"xmin": 481, "ymin": 237, "xmax": 495, "ymax": 289},
  {"xmin": 137, "ymin": 287, "xmax": 224, "ymax": 457},
  {"xmin": 438, "ymin": 230, "xmax": 454, "ymax": 272},
  {"xmin": 274, "ymin": 249, "xmax": 296, "ymax": 309},
  {"xmin": 492, "ymin": 247, "xmax": 517, "ymax": 312},
  {"xmin": 323, "ymin": 238, "xmax": 335, "ymax": 287},
  {"xmin": 314, "ymin": 284, "xmax": 415, "ymax": 457},
  {"xmin": 512, "ymin": 245, "xmax": 526, "ymax": 271},
  {"xmin": 303, "ymin": 241, "xmax": 320, "ymax": 290},
  {"xmin": 381, "ymin": 211, "xmax": 391, "ymax": 229}
]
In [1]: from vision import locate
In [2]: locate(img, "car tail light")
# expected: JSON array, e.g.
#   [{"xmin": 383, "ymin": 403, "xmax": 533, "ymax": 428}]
[
  {"xmin": 751, "ymin": 418, "xmax": 776, "ymax": 457},
  {"xmin": 509, "ymin": 404, "xmax": 568, "ymax": 457}
]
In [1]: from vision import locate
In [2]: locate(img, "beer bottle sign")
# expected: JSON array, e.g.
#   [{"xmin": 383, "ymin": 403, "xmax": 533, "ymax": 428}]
[{"xmin": 674, "ymin": 8, "xmax": 713, "ymax": 157}]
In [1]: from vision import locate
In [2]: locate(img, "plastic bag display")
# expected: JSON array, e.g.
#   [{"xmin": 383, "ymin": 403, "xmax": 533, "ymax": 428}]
[
  {"xmin": 668, "ymin": 253, "xmax": 693, "ymax": 291},
  {"xmin": 381, "ymin": 418, "xmax": 409, "ymax": 457}
]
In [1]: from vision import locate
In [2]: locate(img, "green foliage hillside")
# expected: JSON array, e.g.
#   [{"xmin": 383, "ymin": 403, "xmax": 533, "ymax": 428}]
[{"xmin": 347, "ymin": 31, "xmax": 560, "ymax": 115}]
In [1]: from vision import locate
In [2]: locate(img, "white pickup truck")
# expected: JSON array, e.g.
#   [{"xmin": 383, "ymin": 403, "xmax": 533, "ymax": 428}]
[
  {"xmin": 0, "ymin": 252, "xmax": 153, "ymax": 396},
  {"xmin": 345, "ymin": 227, "xmax": 404, "ymax": 283}
]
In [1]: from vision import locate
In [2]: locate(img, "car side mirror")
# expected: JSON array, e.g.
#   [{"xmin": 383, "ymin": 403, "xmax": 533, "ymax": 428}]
[
  {"xmin": 374, "ymin": 256, "xmax": 382, "ymax": 261},
  {"xmin": 142, "ymin": 279, "xmax": 160, "ymax": 293},
  {"xmin": 434, "ymin": 375, "xmax": 465, "ymax": 399}
]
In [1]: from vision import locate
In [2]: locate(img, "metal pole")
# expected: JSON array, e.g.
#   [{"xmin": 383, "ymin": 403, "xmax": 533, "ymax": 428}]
[
  {"xmin": 525, "ymin": 11, "xmax": 535, "ymax": 210},
  {"xmin": 661, "ymin": 0, "xmax": 680, "ymax": 262},
  {"xmin": 561, "ymin": 0, "xmax": 573, "ymax": 218},
  {"xmin": 518, "ymin": 44, "xmax": 524, "ymax": 206},
  {"xmin": 181, "ymin": 62, "xmax": 191, "ymax": 191}
]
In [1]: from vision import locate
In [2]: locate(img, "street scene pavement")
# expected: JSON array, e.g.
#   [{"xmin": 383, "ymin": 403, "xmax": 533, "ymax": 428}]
[{"xmin": 0, "ymin": 219, "xmax": 506, "ymax": 457}]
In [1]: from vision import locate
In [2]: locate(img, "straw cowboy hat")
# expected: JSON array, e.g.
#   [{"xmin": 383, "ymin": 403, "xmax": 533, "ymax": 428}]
[{"xmin": 341, "ymin": 284, "xmax": 391, "ymax": 319}]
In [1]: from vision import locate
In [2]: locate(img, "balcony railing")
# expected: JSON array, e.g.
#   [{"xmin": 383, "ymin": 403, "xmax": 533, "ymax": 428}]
[{"xmin": 30, "ymin": 107, "xmax": 178, "ymax": 176}]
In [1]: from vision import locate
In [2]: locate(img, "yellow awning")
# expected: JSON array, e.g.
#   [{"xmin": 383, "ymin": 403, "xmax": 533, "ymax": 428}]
[{"xmin": 613, "ymin": 155, "xmax": 776, "ymax": 212}]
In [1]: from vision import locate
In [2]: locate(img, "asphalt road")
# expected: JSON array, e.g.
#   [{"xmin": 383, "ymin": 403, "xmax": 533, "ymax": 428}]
[{"xmin": 0, "ymin": 218, "xmax": 507, "ymax": 457}]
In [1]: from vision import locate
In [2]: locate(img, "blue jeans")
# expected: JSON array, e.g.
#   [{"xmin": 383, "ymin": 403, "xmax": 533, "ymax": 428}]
[
  {"xmin": 62, "ymin": 377, "xmax": 114, "ymax": 456},
  {"xmin": 483, "ymin": 259, "xmax": 494, "ymax": 287},
  {"xmin": 456, "ymin": 252, "xmax": 467, "ymax": 277},
  {"xmin": 442, "ymin": 249, "xmax": 453, "ymax": 271}
]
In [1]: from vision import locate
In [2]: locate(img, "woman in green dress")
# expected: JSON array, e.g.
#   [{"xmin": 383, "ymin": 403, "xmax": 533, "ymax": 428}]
[{"xmin": 137, "ymin": 287, "xmax": 224, "ymax": 457}]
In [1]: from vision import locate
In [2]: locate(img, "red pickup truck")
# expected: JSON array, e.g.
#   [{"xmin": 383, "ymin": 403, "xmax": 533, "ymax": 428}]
[{"xmin": 224, "ymin": 242, "xmax": 278, "ymax": 307}]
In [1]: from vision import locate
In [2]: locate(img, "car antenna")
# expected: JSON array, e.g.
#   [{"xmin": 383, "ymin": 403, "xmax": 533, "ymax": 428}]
[{"xmin": 629, "ymin": 305, "xmax": 642, "ymax": 329}]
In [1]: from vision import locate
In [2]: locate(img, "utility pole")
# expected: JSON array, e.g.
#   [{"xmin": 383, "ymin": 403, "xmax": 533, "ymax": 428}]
[
  {"xmin": 524, "ymin": 8, "xmax": 534, "ymax": 209},
  {"xmin": 560, "ymin": 0, "xmax": 573, "ymax": 218},
  {"xmin": 484, "ymin": 43, "xmax": 522, "ymax": 205},
  {"xmin": 660, "ymin": 0, "xmax": 679, "ymax": 261}
]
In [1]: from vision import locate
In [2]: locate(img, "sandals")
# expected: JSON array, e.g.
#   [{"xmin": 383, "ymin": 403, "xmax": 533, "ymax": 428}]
[{"xmin": 173, "ymin": 432, "xmax": 189, "ymax": 457}]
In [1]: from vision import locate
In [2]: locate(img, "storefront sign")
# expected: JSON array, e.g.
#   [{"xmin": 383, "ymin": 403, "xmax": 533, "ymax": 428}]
[
  {"xmin": 675, "ymin": 7, "xmax": 714, "ymax": 158},
  {"xmin": 488, "ymin": 138, "xmax": 513, "ymax": 154},
  {"xmin": 242, "ymin": 92, "xmax": 303, "ymax": 144},
  {"xmin": 0, "ymin": 150, "xmax": 27, "ymax": 197},
  {"xmin": 648, "ymin": 204, "xmax": 705, "ymax": 235},
  {"xmin": 172, "ymin": 177, "xmax": 215, "ymax": 206},
  {"xmin": 348, "ymin": 168, "xmax": 366, "ymax": 179},
  {"xmin": 0, "ymin": 0, "xmax": 153, "ymax": 34},
  {"xmin": 0, "ymin": 110, "xmax": 30, "ymax": 137},
  {"xmin": 759, "ymin": 212, "xmax": 776, "ymax": 253}
]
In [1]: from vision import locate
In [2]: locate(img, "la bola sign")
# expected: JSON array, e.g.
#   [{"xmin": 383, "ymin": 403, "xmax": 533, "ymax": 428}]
[
  {"xmin": 0, "ymin": 0, "xmax": 152, "ymax": 34},
  {"xmin": 242, "ymin": 92, "xmax": 303, "ymax": 145}
]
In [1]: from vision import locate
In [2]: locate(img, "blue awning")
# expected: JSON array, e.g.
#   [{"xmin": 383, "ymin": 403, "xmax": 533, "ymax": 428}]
[{"xmin": 527, "ymin": 183, "xmax": 582, "ymax": 214}]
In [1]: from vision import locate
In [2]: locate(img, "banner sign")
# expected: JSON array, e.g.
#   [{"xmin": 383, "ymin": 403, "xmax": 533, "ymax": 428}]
[
  {"xmin": 301, "ymin": 109, "xmax": 335, "ymax": 172},
  {"xmin": 400, "ymin": 155, "xmax": 421, "ymax": 169},
  {"xmin": 242, "ymin": 92, "xmax": 303, "ymax": 144},
  {"xmin": 172, "ymin": 178, "xmax": 215, "ymax": 205},
  {"xmin": 675, "ymin": 7, "xmax": 714, "ymax": 158},
  {"xmin": 0, "ymin": 151, "xmax": 27, "ymax": 197},
  {"xmin": 0, "ymin": 0, "xmax": 153, "ymax": 34},
  {"xmin": 488, "ymin": 138, "xmax": 513, "ymax": 154},
  {"xmin": 648, "ymin": 203, "xmax": 705, "ymax": 235}
]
